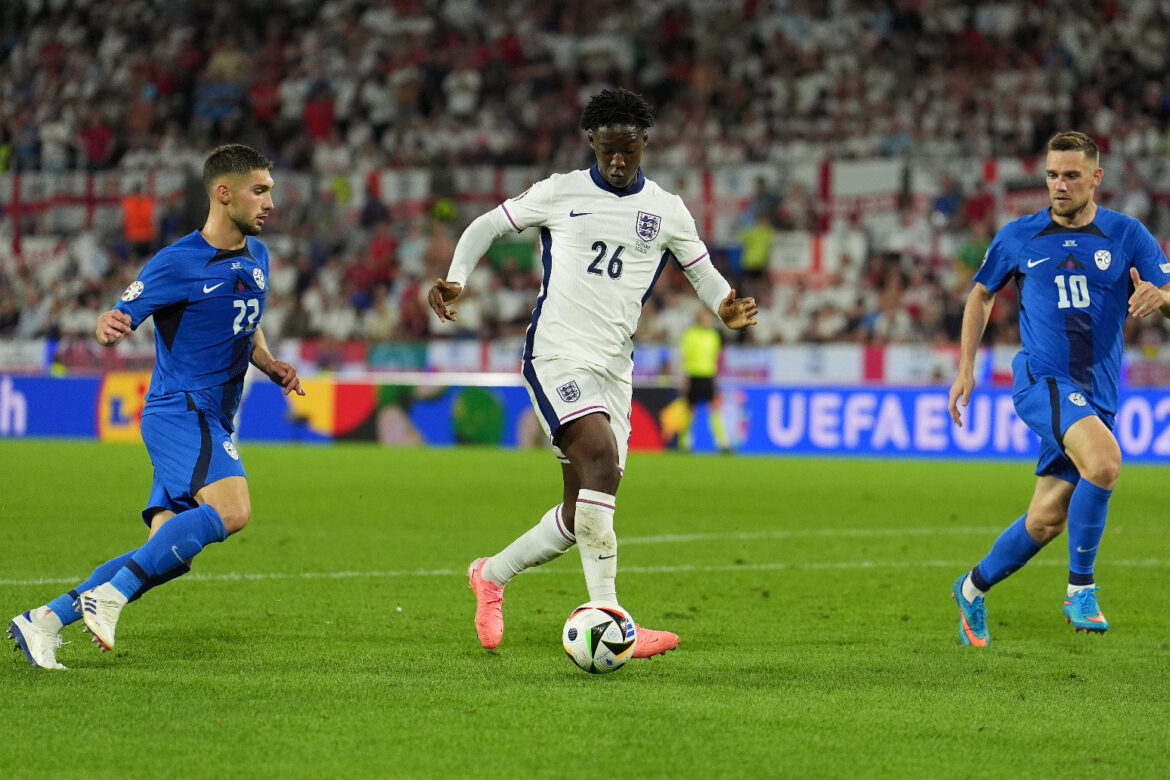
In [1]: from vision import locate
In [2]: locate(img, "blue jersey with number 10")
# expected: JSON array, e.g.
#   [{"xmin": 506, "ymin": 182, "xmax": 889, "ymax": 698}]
[
  {"xmin": 114, "ymin": 230, "xmax": 270, "ymax": 427},
  {"xmin": 975, "ymin": 206, "xmax": 1170, "ymax": 414}
]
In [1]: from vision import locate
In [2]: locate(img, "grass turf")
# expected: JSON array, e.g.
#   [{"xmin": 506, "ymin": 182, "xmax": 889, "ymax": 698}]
[{"xmin": 1, "ymin": 439, "xmax": 1168, "ymax": 778}]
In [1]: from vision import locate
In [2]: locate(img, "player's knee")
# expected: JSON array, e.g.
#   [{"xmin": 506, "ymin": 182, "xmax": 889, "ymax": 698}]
[
  {"xmin": 1082, "ymin": 458, "xmax": 1120, "ymax": 490},
  {"xmin": 215, "ymin": 501, "xmax": 252, "ymax": 535},
  {"xmin": 575, "ymin": 447, "xmax": 620, "ymax": 493},
  {"xmin": 1025, "ymin": 511, "xmax": 1065, "ymax": 544}
]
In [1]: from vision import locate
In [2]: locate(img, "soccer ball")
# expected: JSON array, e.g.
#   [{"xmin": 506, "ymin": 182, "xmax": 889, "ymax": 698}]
[{"xmin": 562, "ymin": 604, "xmax": 637, "ymax": 674}]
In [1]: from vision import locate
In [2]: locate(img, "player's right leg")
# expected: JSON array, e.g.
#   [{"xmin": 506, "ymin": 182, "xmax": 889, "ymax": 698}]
[
  {"xmin": 8, "ymin": 609, "xmax": 67, "ymax": 670},
  {"xmin": 471, "ymin": 502, "xmax": 578, "ymax": 650}
]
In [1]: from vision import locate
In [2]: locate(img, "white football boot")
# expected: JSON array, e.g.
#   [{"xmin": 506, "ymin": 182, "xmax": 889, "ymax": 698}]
[
  {"xmin": 78, "ymin": 583, "xmax": 128, "ymax": 651},
  {"xmin": 8, "ymin": 609, "xmax": 67, "ymax": 670}
]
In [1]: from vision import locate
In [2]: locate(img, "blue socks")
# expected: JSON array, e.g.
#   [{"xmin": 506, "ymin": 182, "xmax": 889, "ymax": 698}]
[
  {"xmin": 971, "ymin": 515, "xmax": 1041, "ymax": 591},
  {"xmin": 108, "ymin": 504, "xmax": 227, "ymax": 599},
  {"xmin": 1067, "ymin": 479, "xmax": 1111, "ymax": 584},
  {"xmin": 47, "ymin": 551, "xmax": 137, "ymax": 625}
]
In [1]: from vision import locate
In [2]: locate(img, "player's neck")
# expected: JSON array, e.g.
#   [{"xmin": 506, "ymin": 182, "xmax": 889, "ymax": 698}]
[
  {"xmin": 200, "ymin": 213, "xmax": 247, "ymax": 251},
  {"xmin": 1050, "ymin": 200, "xmax": 1097, "ymax": 229}
]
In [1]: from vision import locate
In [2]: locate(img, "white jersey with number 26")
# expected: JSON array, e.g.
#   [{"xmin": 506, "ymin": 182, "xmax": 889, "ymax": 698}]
[{"xmin": 495, "ymin": 166, "xmax": 723, "ymax": 378}]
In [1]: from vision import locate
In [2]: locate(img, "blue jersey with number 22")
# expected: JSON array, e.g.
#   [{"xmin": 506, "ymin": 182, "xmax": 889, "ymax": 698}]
[{"xmin": 114, "ymin": 230, "xmax": 270, "ymax": 427}]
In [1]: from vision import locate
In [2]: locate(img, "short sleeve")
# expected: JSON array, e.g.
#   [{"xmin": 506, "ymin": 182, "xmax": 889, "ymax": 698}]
[
  {"xmin": 114, "ymin": 249, "xmax": 190, "ymax": 328},
  {"xmin": 972, "ymin": 230, "xmax": 1017, "ymax": 293},
  {"xmin": 1127, "ymin": 219, "xmax": 1170, "ymax": 288}
]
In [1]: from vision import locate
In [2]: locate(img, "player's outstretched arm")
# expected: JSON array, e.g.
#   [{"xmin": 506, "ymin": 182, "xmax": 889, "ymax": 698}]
[
  {"xmin": 948, "ymin": 283, "xmax": 996, "ymax": 427},
  {"xmin": 717, "ymin": 289, "xmax": 759, "ymax": 330},
  {"xmin": 427, "ymin": 278, "xmax": 463, "ymax": 322},
  {"xmin": 250, "ymin": 327, "xmax": 305, "ymax": 396},
  {"xmin": 95, "ymin": 309, "xmax": 132, "ymax": 346},
  {"xmin": 1127, "ymin": 267, "xmax": 1170, "ymax": 319}
]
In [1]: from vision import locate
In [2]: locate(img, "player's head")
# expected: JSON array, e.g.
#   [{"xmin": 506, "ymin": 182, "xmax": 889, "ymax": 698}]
[
  {"xmin": 203, "ymin": 144, "xmax": 275, "ymax": 236},
  {"xmin": 1045, "ymin": 131, "xmax": 1102, "ymax": 224},
  {"xmin": 581, "ymin": 88, "xmax": 655, "ymax": 191}
]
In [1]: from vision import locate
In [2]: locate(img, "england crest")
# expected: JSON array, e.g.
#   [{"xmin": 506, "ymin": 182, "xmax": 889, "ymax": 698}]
[
  {"xmin": 636, "ymin": 211, "xmax": 661, "ymax": 241},
  {"xmin": 557, "ymin": 381, "xmax": 581, "ymax": 403}
]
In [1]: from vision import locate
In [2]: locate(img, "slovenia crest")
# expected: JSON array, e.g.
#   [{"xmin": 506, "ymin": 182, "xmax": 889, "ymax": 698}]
[
  {"xmin": 253, "ymin": 268, "xmax": 266, "ymax": 290},
  {"xmin": 1093, "ymin": 250, "xmax": 1111, "ymax": 271},
  {"xmin": 636, "ymin": 211, "xmax": 661, "ymax": 241}
]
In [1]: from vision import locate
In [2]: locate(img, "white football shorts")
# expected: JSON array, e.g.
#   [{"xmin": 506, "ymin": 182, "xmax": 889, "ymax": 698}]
[{"xmin": 521, "ymin": 355, "xmax": 632, "ymax": 471}]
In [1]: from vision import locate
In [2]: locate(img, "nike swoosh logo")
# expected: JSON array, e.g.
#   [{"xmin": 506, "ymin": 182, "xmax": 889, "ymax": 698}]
[
  {"xmin": 1076, "ymin": 546, "xmax": 1097, "ymax": 553},
  {"xmin": 1026, "ymin": 257, "xmax": 1050, "ymax": 268},
  {"xmin": 203, "ymin": 282, "xmax": 225, "ymax": 293},
  {"xmin": 569, "ymin": 210, "xmax": 591, "ymax": 217},
  {"xmin": 598, "ymin": 554, "xmax": 616, "ymax": 560}
]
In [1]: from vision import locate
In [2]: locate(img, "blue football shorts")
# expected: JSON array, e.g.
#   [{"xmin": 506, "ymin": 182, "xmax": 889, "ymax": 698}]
[
  {"xmin": 1012, "ymin": 371, "xmax": 1113, "ymax": 484},
  {"xmin": 139, "ymin": 409, "xmax": 247, "ymax": 525}
]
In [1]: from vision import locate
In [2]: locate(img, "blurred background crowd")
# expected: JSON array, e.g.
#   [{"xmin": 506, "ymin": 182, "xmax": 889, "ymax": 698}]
[{"xmin": 4, "ymin": 0, "xmax": 1170, "ymax": 357}]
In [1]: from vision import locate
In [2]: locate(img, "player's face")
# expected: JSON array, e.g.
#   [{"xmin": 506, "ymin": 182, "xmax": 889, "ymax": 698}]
[
  {"xmin": 1046, "ymin": 150, "xmax": 1101, "ymax": 225},
  {"xmin": 227, "ymin": 170, "xmax": 275, "ymax": 236},
  {"xmin": 589, "ymin": 125, "xmax": 647, "ymax": 190}
]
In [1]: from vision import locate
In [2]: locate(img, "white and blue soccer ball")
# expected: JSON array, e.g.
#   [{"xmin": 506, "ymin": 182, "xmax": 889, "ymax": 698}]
[{"xmin": 562, "ymin": 604, "xmax": 637, "ymax": 674}]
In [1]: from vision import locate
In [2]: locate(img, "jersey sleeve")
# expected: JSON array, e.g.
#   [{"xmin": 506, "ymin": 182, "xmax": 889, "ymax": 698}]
[
  {"xmin": 113, "ymin": 248, "xmax": 192, "ymax": 329},
  {"xmin": 498, "ymin": 175, "xmax": 558, "ymax": 232},
  {"xmin": 664, "ymin": 194, "xmax": 712, "ymax": 269},
  {"xmin": 1126, "ymin": 218, "xmax": 1170, "ymax": 288},
  {"xmin": 668, "ymin": 196, "xmax": 732, "ymax": 312},
  {"xmin": 972, "ymin": 228, "xmax": 1018, "ymax": 293}
]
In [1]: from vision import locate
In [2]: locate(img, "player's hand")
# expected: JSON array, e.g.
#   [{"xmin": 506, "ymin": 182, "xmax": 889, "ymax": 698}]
[
  {"xmin": 427, "ymin": 278, "xmax": 463, "ymax": 322},
  {"xmin": 948, "ymin": 371, "xmax": 975, "ymax": 427},
  {"xmin": 718, "ymin": 289, "xmax": 759, "ymax": 330},
  {"xmin": 267, "ymin": 360, "xmax": 306, "ymax": 396},
  {"xmin": 95, "ymin": 309, "xmax": 132, "ymax": 346},
  {"xmin": 1128, "ymin": 267, "xmax": 1167, "ymax": 318}
]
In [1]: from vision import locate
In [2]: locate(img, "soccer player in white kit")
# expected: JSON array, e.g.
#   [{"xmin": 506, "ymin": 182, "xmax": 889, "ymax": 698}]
[{"xmin": 428, "ymin": 88, "xmax": 758, "ymax": 658}]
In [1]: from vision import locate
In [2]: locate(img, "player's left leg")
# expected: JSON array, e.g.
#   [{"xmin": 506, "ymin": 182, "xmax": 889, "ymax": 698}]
[
  {"xmin": 1059, "ymin": 416, "xmax": 1120, "ymax": 633},
  {"xmin": 9, "ymin": 508, "xmax": 197, "ymax": 669},
  {"xmin": 80, "ymin": 411, "xmax": 245, "ymax": 652}
]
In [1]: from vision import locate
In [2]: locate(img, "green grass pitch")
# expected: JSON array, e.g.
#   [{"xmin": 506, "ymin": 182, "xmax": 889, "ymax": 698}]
[{"xmin": 1, "ymin": 439, "xmax": 1168, "ymax": 778}]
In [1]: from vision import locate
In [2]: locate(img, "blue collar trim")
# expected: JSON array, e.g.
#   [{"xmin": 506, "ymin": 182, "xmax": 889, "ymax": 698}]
[{"xmin": 589, "ymin": 164, "xmax": 645, "ymax": 196}]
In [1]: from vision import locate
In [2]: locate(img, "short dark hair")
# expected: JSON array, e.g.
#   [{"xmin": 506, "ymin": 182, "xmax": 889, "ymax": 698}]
[
  {"xmin": 579, "ymin": 88, "xmax": 656, "ymax": 133},
  {"xmin": 202, "ymin": 144, "xmax": 273, "ymax": 193},
  {"xmin": 1047, "ymin": 131, "xmax": 1099, "ymax": 167}
]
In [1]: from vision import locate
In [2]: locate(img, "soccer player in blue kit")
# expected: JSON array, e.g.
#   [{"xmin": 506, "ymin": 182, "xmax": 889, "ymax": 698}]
[
  {"xmin": 947, "ymin": 131, "xmax": 1170, "ymax": 646},
  {"xmin": 8, "ymin": 144, "xmax": 304, "ymax": 669}
]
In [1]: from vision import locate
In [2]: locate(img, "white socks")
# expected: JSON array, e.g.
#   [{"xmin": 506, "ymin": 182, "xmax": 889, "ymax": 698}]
[
  {"xmin": 575, "ymin": 489, "xmax": 618, "ymax": 605},
  {"xmin": 479, "ymin": 490, "xmax": 620, "ymax": 605},
  {"xmin": 483, "ymin": 505, "xmax": 576, "ymax": 586},
  {"xmin": 961, "ymin": 574, "xmax": 986, "ymax": 602}
]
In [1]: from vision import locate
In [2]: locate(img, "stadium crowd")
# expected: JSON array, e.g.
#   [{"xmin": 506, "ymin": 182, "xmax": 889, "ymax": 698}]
[{"xmin": 4, "ymin": 0, "xmax": 1170, "ymax": 357}]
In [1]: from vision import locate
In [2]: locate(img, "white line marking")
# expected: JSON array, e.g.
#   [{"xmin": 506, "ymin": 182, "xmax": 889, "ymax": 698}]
[
  {"xmin": 3, "ymin": 558, "xmax": 1168, "ymax": 588},
  {"xmin": 620, "ymin": 527, "xmax": 1007, "ymax": 545}
]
